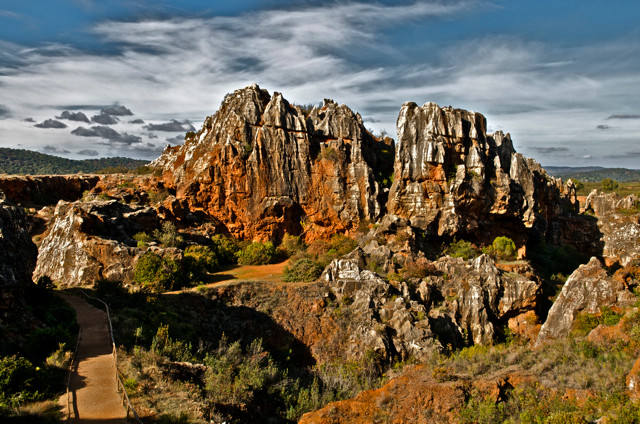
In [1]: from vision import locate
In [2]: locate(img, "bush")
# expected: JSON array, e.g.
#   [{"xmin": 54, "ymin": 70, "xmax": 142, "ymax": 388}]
[
  {"xmin": 210, "ymin": 235, "xmax": 240, "ymax": 265},
  {"xmin": 489, "ymin": 236, "xmax": 516, "ymax": 261},
  {"xmin": 184, "ymin": 245, "xmax": 220, "ymax": 273},
  {"xmin": 153, "ymin": 222, "xmax": 183, "ymax": 248},
  {"xmin": 601, "ymin": 178, "xmax": 619, "ymax": 192},
  {"xmin": 444, "ymin": 239, "xmax": 480, "ymax": 260},
  {"xmin": 283, "ymin": 257, "xmax": 323, "ymax": 282},
  {"xmin": 133, "ymin": 232, "xmax": 154, "ymax": 248},
  {"xmin": 278, "ymin": 233, "xmax": 305, "ymax": 258},
  {"xmin": 236, "ymin": 241, "xmax": 277, "ymax": 265},
  {"xmin": 134, "ymin": 252, "xmax": 180, "ymax": 293},
  {"xmin": 35, "ymin": 275, "xmax": 53, "ymax": 290}
]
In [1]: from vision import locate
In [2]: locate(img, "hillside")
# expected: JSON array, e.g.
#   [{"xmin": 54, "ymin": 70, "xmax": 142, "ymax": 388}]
[
  {"xmin": 546, "ymin": 166, "xmax": 640, "ymax": 182},
  {"xmin": 0, "ymin": 148, "xmax": 148, "ymax": 175}
]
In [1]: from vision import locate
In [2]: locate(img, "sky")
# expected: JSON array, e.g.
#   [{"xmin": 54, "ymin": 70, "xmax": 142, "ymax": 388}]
[{"xmin": 0, "ymin": 1, "xmax": 639, "ymax": 167}]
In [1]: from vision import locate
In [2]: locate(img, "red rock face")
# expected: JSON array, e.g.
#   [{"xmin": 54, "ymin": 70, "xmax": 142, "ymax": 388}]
[{"xmin": 151, "ymin": 84, "xmax": 392, "ymax": 242}]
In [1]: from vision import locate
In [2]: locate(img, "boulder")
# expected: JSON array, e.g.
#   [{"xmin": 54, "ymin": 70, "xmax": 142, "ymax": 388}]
[
  {"xmin": 33, "ymin": 199, "xmax": 160, "ymax": 286},
  {"xmin": 584, "ymin": 190, "xmax": 640, "ymax": 266},
  {"xmin": 535, "ymin": 257, "xmax": 636, "ymax": 346}
]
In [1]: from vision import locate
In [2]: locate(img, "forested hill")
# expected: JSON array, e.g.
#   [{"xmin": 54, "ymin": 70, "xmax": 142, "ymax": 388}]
[
  {"xmin": 545, "ymin": 166, "xmax": 640, "ymax": 182},
  {"xmin": 0, "ymin": 148, "xmax": 148, "ymax": 175}
]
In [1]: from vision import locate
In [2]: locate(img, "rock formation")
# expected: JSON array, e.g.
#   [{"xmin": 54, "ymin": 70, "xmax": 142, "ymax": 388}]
[
  {"xmin": 535, "ymin": 257, "xmax": 636, "ymax": 345},
  {"xmin": 584, "ymin": 190, "xmax": 640, "ymax": 266},
  {"xmin": 33, "ymin": 199, "xmax": 159, "ymax": 286},
  {"xmin": 387, "ymin": 102, "xmax": 578, "ymax": 245},
  {"xmin": 0, "ymin": 191, "xmax": 38, "ymax": 286},
  {"xmin": 151, "ymin": 84, "xmax": 392, "ymax": 242},
  {"xmin": 0, "ymin": 175, "xmax": 99, "ymax": 207}
]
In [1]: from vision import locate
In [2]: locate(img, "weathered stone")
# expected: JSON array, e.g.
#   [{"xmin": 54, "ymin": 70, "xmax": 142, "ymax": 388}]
[
  {"xmin": 0, "ymin": 192, "xmax": 38, "ymax": 286},
  {"xmin": 33, "ymin": 199, "xmax": 160, "ymax": 286},
  {"xmin": 584, "ymin": 190, "xmax": 640, "ymax": 266},
  {"xmin": 424, "ymin": 255, "xmax": 540, "ymax": 346},
  {"xmin": 387, "ymin": 101, "xmax": 578, "ymax": 246},
  {"xmin": 0, "ymin": 175, "xmax": 99, "ymax": 207},
  {"xmin": 536, "ymin": 257, "xmax": 636, "ymax": 346},
  {"xmin": 151, "ymin": 84, "xmax": 392, "ymax": 242}
]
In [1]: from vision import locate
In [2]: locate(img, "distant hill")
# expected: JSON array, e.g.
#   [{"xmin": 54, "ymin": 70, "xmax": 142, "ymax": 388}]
[
  {"xmin": 0, "ymin": 148, "xmax": 148, "ymax": 175},
  {"xmin": 545, "ymin": 166, "xmax": 640, "ymax": 182}
]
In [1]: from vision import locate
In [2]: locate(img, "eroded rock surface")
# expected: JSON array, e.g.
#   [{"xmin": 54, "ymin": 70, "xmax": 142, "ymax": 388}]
[
  {"xmin": 33, "ymin": 200, "xmax": 159, "ymax": 286},
  {"xmin": 151, "ymin": 84, "xmax": 392, "ymax": 241},
  {"xmin": 0, "ymin": 175, "xmax": 99, "ymax": 207},
  {"xmin": 0, "ymin": 191, "xmax": 38, "ymax": 286},
  {"xmin": 584, "ymin": 190, "xmax": 640, "ymax": 266},
  {"xmin": 387, "ymin": 102, "xmax": 578, "ymax": 245},
  {"xmin": 536, "ymin": 257, "xmax": 636, "ymax": 345}
]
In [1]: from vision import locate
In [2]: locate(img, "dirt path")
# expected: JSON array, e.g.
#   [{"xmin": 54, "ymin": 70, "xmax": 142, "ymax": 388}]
[
  {"xmin": 166, "ymin": 260, "xmax": 291, "ymax": 294},
  {"xmin": 58, "ymin": 294, "xmax": 126, "ymax": 423}
]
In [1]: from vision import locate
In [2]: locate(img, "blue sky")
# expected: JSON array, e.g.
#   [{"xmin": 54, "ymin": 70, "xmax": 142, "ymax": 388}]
[{"xmin": 0, "ymin": 0, "xmax": 639, "ymax": 166}]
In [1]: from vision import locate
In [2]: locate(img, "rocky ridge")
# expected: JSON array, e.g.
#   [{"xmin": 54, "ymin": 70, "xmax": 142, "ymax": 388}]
[{"xmin": 151, "ymin": 84, "xmax": 392, "ymax": 242}]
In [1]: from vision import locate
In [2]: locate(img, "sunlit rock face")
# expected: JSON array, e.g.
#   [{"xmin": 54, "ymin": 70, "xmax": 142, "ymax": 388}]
[
  {"xmin": 387, "ymin": 101, "xmax": 578, "ymax": 243},
  {"xmin": 151, "ymin": 84, "xmax": 392, "ymax": 242}
]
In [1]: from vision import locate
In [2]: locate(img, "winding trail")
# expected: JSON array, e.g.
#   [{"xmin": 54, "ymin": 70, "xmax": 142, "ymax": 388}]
[{"xmin": 58, "ymin": 293, "xmax": 126, "ymax": 423}]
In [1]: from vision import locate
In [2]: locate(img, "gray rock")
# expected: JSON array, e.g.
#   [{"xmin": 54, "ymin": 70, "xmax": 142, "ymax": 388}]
[
  {"xmin": 0, "ymin": 193, "xmax": 37, "ymax": 286},
  {"xmin": 536, "ymin": 257, "xmax": 636, "ymax": 346}
]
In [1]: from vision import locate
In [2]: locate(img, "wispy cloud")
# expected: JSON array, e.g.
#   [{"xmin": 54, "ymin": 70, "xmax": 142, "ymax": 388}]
[{"xmin": 0, "ymin": 1, "xmax": 639, "ymax": 166}]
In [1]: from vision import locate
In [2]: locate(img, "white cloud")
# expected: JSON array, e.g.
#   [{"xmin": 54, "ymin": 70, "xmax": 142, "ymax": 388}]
[{"xmin": 0, "ymin": 1, "xmax": 638, "ymax": 166}]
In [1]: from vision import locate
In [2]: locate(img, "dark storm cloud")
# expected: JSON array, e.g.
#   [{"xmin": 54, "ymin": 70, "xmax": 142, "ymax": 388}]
[
  {"xmin": 530, "ymin": 147, "xmax": 570, "ymax": 155},
  {"xmin": 91, "ymin": 113, "xmax": 119, "ymax": 125},
  {"xmin": 607, "ymin": 114, "xmax": 640, "ymax": 120},
  {"xmin": 34, "ymin": 119, "xmax": 67, "ymax": 129},
  {"xmin": 596, "ymin": 124, "xmax": 610, "ymax": 130},
  {"xmin": 71, "ymin": 125, "xmax": 142, "ymax": 144},
  {"xmin": 101, "ymin": 105, "xmax": 133, "ymax": 116},
  {"xmin": 144, "ymin": 119, "xmax": 195, "ymax": 132},
  {"xmin": 23, "ymin": 117, "xmax": 35, "ymax": 122},
  {"xmin": 165, "ymin": 134, "xmax": 185, "ymax": 144},
  {"xmin": 604, "ymin": 150, "xmax": 640, "ymax": 159},
  {"xmin": 129, "ymin": 119, "xmax": 144, "ymax": 124},
  {"xmin": 0, "ymin": 104, "xmax": 10, "ymax": 119},
  {"xmin": 76, "ymin": 149, "xmax": 99, "ymax": 156},
  {"xmin": 42, "ymin": 145, "xmax": 71, "ymax": 154},
  {"xmin": 56, "ymin": 110, "xmax": 91, "ymax": 123}
]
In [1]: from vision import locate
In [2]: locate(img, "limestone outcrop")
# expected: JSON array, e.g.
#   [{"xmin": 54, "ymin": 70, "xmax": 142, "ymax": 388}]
[
  {"xmin": 0, "ymin": 191, "xmax": 38, "ymax": 286},
  {"xmin": 0, "ymin": 175, "xmax": 99, "ymax": 207},
  {"xmin": 535, "ymin": 257, "xmax": 636, "ymax": 345},
  {"xmin": 150, "ymin": 84, "xmax": 392, "ymax": 241},
  {"xmin": 584, "ymin": 190, "xmax": 640, "ymax": 266},
  {"xmin": 33, "ymin": 199, "xmax": 159, "ymax": 286},
  {"xmin": 387, "ymin": 102, "xmax": 578, "ymax": 244}
]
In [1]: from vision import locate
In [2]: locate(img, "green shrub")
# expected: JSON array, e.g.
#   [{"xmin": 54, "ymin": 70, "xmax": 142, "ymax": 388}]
[
  {"xmin": 490, "ymin": 236, "xmax": 517, "ymax": 260},
  {"xmin": 601, "ymin": 178, "xmax": 619, "ymax": 192},
  {"xmin": 134, "ymin": 252, "xmax": 180, "ymax": 293},
  {"xmin": 150, "ymin": 325, "xmax": 193, "ymax": 362},
  {"xmin": 204, "ymin": 336, "xmax": 279, "ymax": 406},
  {"xmin": 133, "ymin": 232, "xmax": 154, "ymax": 248},
  {"xmin": 444, "ymin": 239, "xmax": 480, "ymax": 260},
  {"xmin": 153, "ymin": 222, "xmax": 183, "ymax": 248},
  {"xmin": 236, "ymin": 241, "xmax": 277, "ymax": 265},
  {"xmin": 278, "ymin": 233, "xmax": 305, "ymax": 258},
  {"xmin": 283, "ymin": 257, "xmax": 323, "ymax": 282},
  {"xmin": 210, "ymin": 235, "xmax": 240, "ymax": 265},
  {"xmin": 35, "ymin": 275, "xmax": 53, "ymax": 290},
  {"xmin": 184, "ymin": 245, "xmax": 220, "ymax": 273}
]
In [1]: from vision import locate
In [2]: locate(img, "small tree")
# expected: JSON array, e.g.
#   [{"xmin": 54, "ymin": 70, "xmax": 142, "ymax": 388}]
[
  {"xmin": 236, "ymin": 242, "xmax": 277, "ymax": 265},
  {"xmin": 601, "ymin": 178, "xmax": 619, "ymax": 192},
  {"xmin": 153, "ymin": 222, "xmax": 183, "ymax": 248},
  {"xmin": 491, "ymin": 236, "xmax": 517, "ymax": 261}
]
